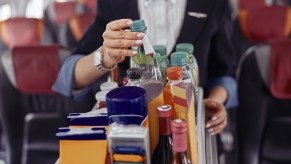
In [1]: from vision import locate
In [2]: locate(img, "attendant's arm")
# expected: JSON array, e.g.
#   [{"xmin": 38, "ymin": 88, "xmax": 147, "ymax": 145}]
[
  {"xmin": 204, "ymin": 0, "xmax": 237, "ymax": 135},
  {"xmin": 74, "ymin": 19, "xmax": 144, "ymax": 89},
  {"xmin": 207, "ymin": 86, "xmax": 227, "ymax": 104}
]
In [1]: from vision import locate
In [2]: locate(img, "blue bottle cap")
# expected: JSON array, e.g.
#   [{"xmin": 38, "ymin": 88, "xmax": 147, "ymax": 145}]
[
  {"xmin": 176, "ymin": 43, "xmax": 194, "ymax": 54},
  {"xmin": 153, "ymin": 45, "xmax": 167, "ymax": 56},
  {"xmin": 131, "ymin": 20, "xmax": 146, "ymax": 32},
  {"xmin": 171, "ymin": 52, "xmax": 188, "ymax": 66},
  {"xmin": 106, "ymin": 86, "xmax": 147, "ymax": 125}
]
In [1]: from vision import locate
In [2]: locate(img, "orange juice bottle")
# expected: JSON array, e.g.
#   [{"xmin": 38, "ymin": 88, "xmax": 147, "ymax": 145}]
[{"xmin": 163, "ymin": 67, "xmax": 183, "ymax": 118}]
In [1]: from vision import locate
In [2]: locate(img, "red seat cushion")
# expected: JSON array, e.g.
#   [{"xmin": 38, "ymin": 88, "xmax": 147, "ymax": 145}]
[
  {"xmin": 78, "ymin": 0, "xmax": 97, "ymax": 12},
  {"xmin": 239, "ymin": 0, "xmax": 266, "ymax": 10},
  {"xmin": 69, "ymin": 12, "xmax": 95, "ymax": 40},
  {"xmin": 12, "ymin": 45, "xmax": 60, "ymax": 94},
  {"xmin": 239, "ymin": 6, "xmax": 291, "ymax": 42},
  {"xmin": 270, "ymin": 39, "xmax": 291, "ymax": 99},
  {"xmin": 0, "ymin": 18, "xmax": 43, "ymax": 48},
  {"xmin": 54, "ymin": 1, "xmax": 77, "ymax": 25}
]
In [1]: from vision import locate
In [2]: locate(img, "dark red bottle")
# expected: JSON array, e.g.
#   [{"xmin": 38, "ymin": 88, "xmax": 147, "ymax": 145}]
[
  {"xmin": 171, "ymin": 119, "xmax": 192, "ymax": 164},
  {"xmin": 151, "ymin": 105, "xmax": 173, "ymax": 164}
]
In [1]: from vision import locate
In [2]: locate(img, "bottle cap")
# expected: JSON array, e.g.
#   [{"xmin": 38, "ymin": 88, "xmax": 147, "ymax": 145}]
[
  {"xmin": 153, "ymin": 45, "xmax": 167, "ymax": 56},
  {"xmin": 176, "ymin": 43, "xmax": 194, "ymax": 54},
  {"xmin": 171, "ymin": 119, "xmax": 187, "ymax": 133},
  {"xmin": 100, "ymin": 82, "xmax": 118, "ymax": 91},
  {"xmin": 131, "ymin": 20, "xmax": 146, "ymax": 32},
  {"xmin": 157, "ymin": 105, "xmax": 172, "ymax": 118},
  {"xmin": 171, "ymin": 52, "xmax": 188, "ymax": 66},
  {"xmin": 166, "ymin": 67, "xmax": 183, "ymax": 80},
  {"xmin": 95, "ymin": 90, "xmax": 109, "ymax": 101},
  {"xmin": 171, "ymin": 119, "xmax": 188, "ymax": 152},
  {"xmin": 126, "ymin": 68, "xmax": 142, "ymax": 80}
]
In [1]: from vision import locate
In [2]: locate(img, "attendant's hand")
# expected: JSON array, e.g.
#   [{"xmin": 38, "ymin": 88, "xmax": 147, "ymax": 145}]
[
  {"xmin": 204, "ymin": 99, "xmax": 227, "ymax": 135},
  {"xmin": 102, "ymin": 19, "xmax": 145, "ymax": 68}
]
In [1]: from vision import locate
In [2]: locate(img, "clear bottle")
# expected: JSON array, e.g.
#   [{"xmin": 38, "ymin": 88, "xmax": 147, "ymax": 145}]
[
  {"xmin": 170, "ymin": 52, "xmax": 193, "ymax": 85},
  {"xmin": 152, "ymin": 105, "xmax": 173, "ymax": 164},
  {"xmin": 130, "ymin": 20, "xmax": 162, "ymax": 83},
  {"xmin": 126, "ymin": 68, "xmax": 143, "ymax": 87},
  {"xmin": 171, "ymin": 119, "xmax": 192, "ymax": 164},
  {"xmin": 163, "ymin": 67, "xmax": 183, "ymax": 118},
  {"xmin": 176, "ymin": 43, "xmax": 199, "ymax": 93},
  {"xmin": 154, "ymin": 45, "xmax": 170, "ymax": 85}
]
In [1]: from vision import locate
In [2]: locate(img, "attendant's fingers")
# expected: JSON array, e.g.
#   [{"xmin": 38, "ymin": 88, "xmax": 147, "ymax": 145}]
[
  {"xmin": 106, "ymin": 19, "xmax": 133, "ymax": 31},
  {"xmin": 103, "ymin": 39, "xmax": 143, "ymax": 48},
  {"xmin": 205, "ymin": 113, "xmax": 226, "ymax": 128},
  {"xmin": 103, "ymin": 30, "xmax": 145, "ymax": 40},
  {"xmin": 206, "ymin": 118, "xmax": 227, "ymax": 135},
  {"xmin": 205, "ymin": 102, "xmax": 226, "ymax": 119},
  {"xmin": 105, "ymin": 48, "xmax": 137, "ymax": 59}
]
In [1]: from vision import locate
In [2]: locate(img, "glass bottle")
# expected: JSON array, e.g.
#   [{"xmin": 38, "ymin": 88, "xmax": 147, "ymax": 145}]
[
  {"xmin": 130, "ymin": 20, "xmax": 162, "ymax": 83},
  {"xmin": 126, "ymin": 68, "xmax": 143, "ymax": 87},
  {"xmin": 170, "ymin": 52, "xmax": 194, "ymax": 84},
  {"xmin": 152, "ymin": 105, "xmax": 173, "ymax": 164},
  {"xmin": 163, "ymin": 67, "xmax": 183, "ymax": 118},
  {"xmin": 176, "ymin": 43, "xmax": 199, "ymax": 93},
  {"xmin": 154, "ymin": 45, "xmax": 170, "ymax": 85},
  {"xmin": 171, "ymin": 119, "xmax": 192, "ymax": 164}
]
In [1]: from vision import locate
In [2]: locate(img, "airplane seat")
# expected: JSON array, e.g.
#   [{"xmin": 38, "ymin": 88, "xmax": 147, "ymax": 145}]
[
  {"xmin": 77, "ymin": 0, "xmax": 97, "ymax": 13},
  {"xmin": 237, "ymin": 38, "xmax": 291, "ymax": 164},
  {"xmin": 0, "ymin": 45, "xmax": 97, "ymax": 164},
  {"xmin": 0, "ymin": 17, "xmax": 45, "ymax": 54},
  {"xmin": 58, "ymin": 12, "xmax": 95, "ymax": 50},
  {"xmin": 232, "ymin": 5, "xmax": 291, "ymax": 63},
  {"xmin": 273, "ymin": 0, "xmax": 291, "ymax": 6},
  {"xmin": 44, "ymin": 1, "xmax": 81, "ymax": 44}
]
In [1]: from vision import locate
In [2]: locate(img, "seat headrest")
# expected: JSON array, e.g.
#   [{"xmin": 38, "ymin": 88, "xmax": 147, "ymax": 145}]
[
  {"xmin": 48, "ymin": 1, "xmax": 78, "ymax": 25},
  {"xmin": 69, "ymin": 12, "xmax": 95, "ymax": 40},
  {"xmin": 78, "ymin": 0, "xmax": 97, "ymax": 12},
  {"xmin": 12, "ymin": 45, "xmax": 60, "ymax": 94},
  {"xmin": 239, "ymin": 6, "xmax": 291, "ymax": 42},
  {"xmin": 270, "ymin": 39, "xmax": 291, "ymax": 99},
  {"xmin": 239, "ymin": 0, "xmax": 266, "ymax": 10},
  {"xmin": 0, "ymin": 18, "xmax": 44, "ymax": 48}
]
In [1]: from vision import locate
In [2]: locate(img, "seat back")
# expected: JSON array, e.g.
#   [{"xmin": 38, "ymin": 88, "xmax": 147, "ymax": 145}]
[
  {"xmin": 239, "ymin": 6, "xmax": 291, "ymax": 42},
  {"xmin": 46, "ymin": 1, "xmax": 78, "ymax": 26},
  {"xmin": 12, "ymin": 46, "xmax": 59, "ymax": 94},
  {"xmin": 44, "ymin": 1, "xmax": 79, "ymax": 43},
  {"xmin": 0, "ymin": 45, "xmax": 95, "ymax": 164},
  {"xmin": 78, "ymin": 0, "xmax": 97, "ymax": 12},
  {"xmin": 232, "ymin": 6, "xmax": 291, "ymax": 61},
  {"xmin": 0, "ymin": 18, "xmax": 44, "ymax": 48},
  {"xmin": 239, "ymin": 0, "xmax": 267, "ymax": 10},
  {"xmin": 59, "ymin": 12, "xmax": 95, "ymax": 50},
  {"xmin": 237, "ymin": 39, "xmax": 291, "ymax": 164}
]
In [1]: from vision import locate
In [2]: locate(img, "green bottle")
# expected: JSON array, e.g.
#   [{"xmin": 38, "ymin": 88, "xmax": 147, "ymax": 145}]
[
  {"xmin": 154, "ymin": 45, "xmax": 170, "ymax": 85},
  {"xmin": 130, "ymin": 20, "xmax": 162, "ymax": 83},
  {"xmin": 176, "ymin": 43, "xmax": 199, "ymax": 95}
]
